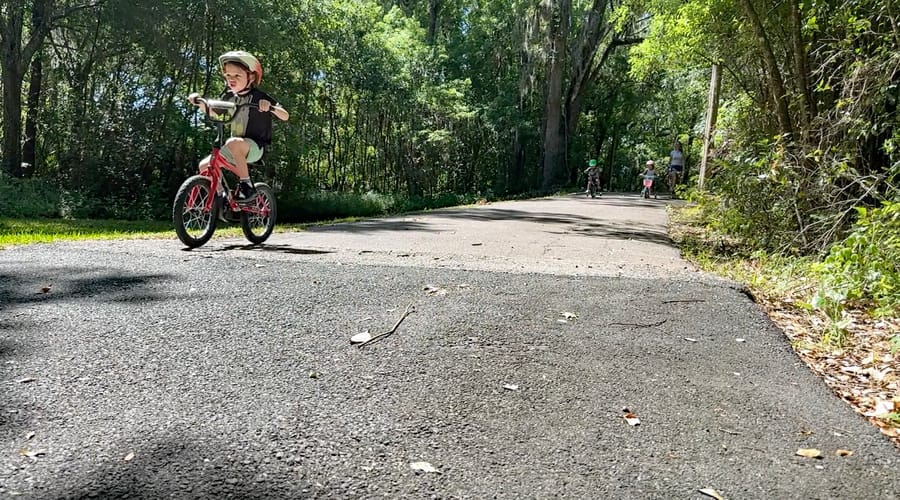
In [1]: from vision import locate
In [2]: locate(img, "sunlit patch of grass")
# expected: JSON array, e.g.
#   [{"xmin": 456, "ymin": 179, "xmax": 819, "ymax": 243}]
[
  {"xmin": 0, "ymin": 218, "xmax": 312, "ymax": 248},
  {"xmin": 0, "ymin": 218, "xmax": 172, "ymax": 247}
]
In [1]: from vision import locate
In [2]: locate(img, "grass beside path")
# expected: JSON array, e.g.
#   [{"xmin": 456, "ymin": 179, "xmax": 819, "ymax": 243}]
[
  {"xmin": 0, "ymin": 218, "xmax": 312, "ymax": 248},
  {"xmin": 0, "ymin": 218, "xmax": 173, "ymax": 247}
]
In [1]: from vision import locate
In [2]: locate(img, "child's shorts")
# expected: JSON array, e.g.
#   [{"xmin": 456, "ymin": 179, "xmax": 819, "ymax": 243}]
[{"xmin": 221, "ymin": 138, "xmax": 263, "ymax": 165}]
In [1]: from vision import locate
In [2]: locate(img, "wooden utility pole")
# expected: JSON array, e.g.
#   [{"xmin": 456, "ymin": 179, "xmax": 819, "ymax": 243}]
[{"xmin": 699, "ymin": 64, "xmax": 721, "ymax": 190}]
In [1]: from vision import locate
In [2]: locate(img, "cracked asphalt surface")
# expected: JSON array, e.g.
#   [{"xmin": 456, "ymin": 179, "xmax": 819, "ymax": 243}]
[{"xmin": 1, "ymin": 193, "xmax": 897, "ymax": 499}]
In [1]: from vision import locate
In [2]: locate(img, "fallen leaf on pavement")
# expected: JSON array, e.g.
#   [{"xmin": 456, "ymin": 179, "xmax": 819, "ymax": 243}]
[
  {"xmin": 796, "ymin": 448, "xmax": 823, "ymax": 459},
  {"xmin": 561, "ymin": 312, "xmax": 577, "ymax": 320},
  {"xmin": 350, "ymin": 330, "xmax": 372, "ymax": 344},
  {"xmin": 16, "ymin": 378, "xmax": 36, "ymax": 384},
  {"xmin": 835, "ymin": 449, "xmax": 853, "ymax": 457},
  {"xmin": 410, "ymin": 461, "xmax": 440, "ymax": 473},
  {"xmin": 423, "ymin": 285, "xmax": 447, "ymax": 296},
  {"xmin": 684, "ymin": 337, "xmax": 698, "ymax": 342},
  {"xmin": 38, "ymin": 284, "xmax": 52, "ymax": 294},
  {"xmin": 503, "ymin": 384, "xmax": 519, "ymax": 391},
  {"xmin": 623, "ymin": 413, "xmax": 641, "ymax": 426},
  {"xmin": 19, "ymin": 449, "xmax": 46, "ymax": 460},
  {"xmin": 699, "ymin": 488, "xmax": 725, "ymax": 500},
  {"xmin": 25, "ymin": 432, "xmax": 35, "ymax": 440},
  {"xmin": 124, "ymin": 452, "xmax": 135, "ymax": 462}
]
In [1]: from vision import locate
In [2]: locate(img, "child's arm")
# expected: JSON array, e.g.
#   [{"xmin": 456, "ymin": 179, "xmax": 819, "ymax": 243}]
[
  {"xmin": 258, "ymin": 99, "xmax": 289, "ymax": 121},
  {"xmin": 187, "ymin": 92, "xmax": 209, "ymax": 114}
]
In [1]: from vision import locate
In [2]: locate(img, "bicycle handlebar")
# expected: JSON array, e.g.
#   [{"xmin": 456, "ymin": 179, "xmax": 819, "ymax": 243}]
[{"xmin": 192, "ymin": 97, "xmax": 267, "ymax": 124}]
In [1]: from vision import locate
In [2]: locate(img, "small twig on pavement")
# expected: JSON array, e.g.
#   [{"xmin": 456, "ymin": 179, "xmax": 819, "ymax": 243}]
[
  {"xmin": 663, "ymin": 299, "xmax": 707, "ymax": 304},
  {"xmin": 357, "ymin": 303, "xmax": 416, "ymax": 347},
  {"xmin": 718, "ymin": 428, "xmax": 742, "ymax": 435},
  {"xmin": 609, "ymin": 319, "xmax": 667, "ymax": 328}
]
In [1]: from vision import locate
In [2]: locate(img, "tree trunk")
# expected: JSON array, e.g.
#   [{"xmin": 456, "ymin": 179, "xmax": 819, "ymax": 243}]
[
  {"xmin": 22, "ymin": 55, "xmax": 42, "ymax": 177},
  {"xmin": 699, "ymin": 64, "xmax": 722, "ymax": 190},
  {"xmin": 0, "ymin": 6, "xmax": 26, "ymax": 177},
  {"xmin": 427, "ymin": 0, "xmax": 442, "ymax": 45},
  {"xmin": 737, "ymin": 0, "xmax": 793, "ymax": 137},
  {"xmin": 541, "ymin": 0, "xmax": 571, "ymax": 190},
  {"xmin": 0, "ymin": 0, "xmax": 54, "ymax": 177},
  {"xmin": 603, "ymin": 130, "xmax": 618, "ymax": 191},
  {"xmin": 790, "ymin": 0, "xmax": 814, "ymax": 126},
  {"xmin": 563, "ymin": 0, "xmax": 609, "ymax": 138}
]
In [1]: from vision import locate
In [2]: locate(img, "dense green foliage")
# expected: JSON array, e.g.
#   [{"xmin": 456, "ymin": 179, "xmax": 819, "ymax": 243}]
[{"xmin": 815, "ymin": 202, "xmax": 900, "ymax": 317}]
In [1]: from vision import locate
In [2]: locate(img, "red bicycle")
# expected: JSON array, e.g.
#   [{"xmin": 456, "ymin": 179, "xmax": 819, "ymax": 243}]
[{"xmin": 173, "ymin": 98, "xmax": 277, "ymax": 248}]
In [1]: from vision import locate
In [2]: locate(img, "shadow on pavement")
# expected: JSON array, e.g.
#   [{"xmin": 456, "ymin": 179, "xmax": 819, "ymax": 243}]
[
  {"xmin": 0, "ymin": 270, "xmax": 174, "ymax": 314},
  {"xmin": 210, "ymin": 244, "xmax": 335, "ymax": 255},
  {"xmin": 42, "ymin": 433, "xmax": 310, "ymax": 499},
  {"xmin": 434, "ymin": 207, "xmax": 595, "ymax": 225},
  {"xmin": 558, "ymin": 220, "xmax": 672, "ymax": 245},
  {"xmin": 309, "ymin": 218, "xmax": 437, "ymax": 234}
]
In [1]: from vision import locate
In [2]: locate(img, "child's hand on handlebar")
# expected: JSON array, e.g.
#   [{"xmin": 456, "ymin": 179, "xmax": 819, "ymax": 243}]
[
  {"xmin": 258, "ymin": 99, "xmax": 272, "ymax": 113},
  {"xmin": 188, "ymin": 93, "xmax": 201, "ymax": 106}
]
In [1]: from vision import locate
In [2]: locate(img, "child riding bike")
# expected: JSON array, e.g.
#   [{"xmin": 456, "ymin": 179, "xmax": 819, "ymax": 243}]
[
  {"xmin": 188, "ymin": 50, "xmax": 289, "ymax": 204},
  {"xmin": 640, "ymin": 160, "xmax": 658, "ymax": 199},
  {"xmin": 584, "ymin": 159, "xmax": 602, "ymax": 196}
]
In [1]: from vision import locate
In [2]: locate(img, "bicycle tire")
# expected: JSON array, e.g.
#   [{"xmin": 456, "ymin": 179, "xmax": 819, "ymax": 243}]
[
  {"xmin": 173, "ymin": 175, "xmax": 220, "ymax": 248},
  {"xmin": 240, "ymin": 182, "xmax": 277, "ymax": 245}
]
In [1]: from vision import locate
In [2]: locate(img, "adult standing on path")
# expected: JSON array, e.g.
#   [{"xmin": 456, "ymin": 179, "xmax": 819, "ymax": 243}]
[{"xmin": 667, "ymin": 140, "xmax": 685, "ymax": 193}]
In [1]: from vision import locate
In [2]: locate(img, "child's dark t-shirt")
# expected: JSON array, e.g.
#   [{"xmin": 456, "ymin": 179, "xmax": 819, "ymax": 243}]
[{"xmin": 221, "ymin": 88, "xmax": 278, "ymax": 146}]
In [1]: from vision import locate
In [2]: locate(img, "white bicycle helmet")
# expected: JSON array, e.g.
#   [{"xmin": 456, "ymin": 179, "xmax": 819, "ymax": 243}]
[{"xmin": 218, "ymin": 50, "xmax": 263, "ymax": 87}]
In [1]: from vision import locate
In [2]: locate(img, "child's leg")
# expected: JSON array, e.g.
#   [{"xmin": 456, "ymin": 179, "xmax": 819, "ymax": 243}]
[
  {"xmin": 197, "ymin": 155, "xmax": 211, "ymax": 174},
  {"xmin": 223, "ymin": 138, "xmax": 251, "ymax": 179}
]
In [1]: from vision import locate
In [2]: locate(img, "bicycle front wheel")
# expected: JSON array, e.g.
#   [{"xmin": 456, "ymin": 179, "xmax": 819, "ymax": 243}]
[
  {"xmin": 173, "ymin": 175, "xmax": 220, "ymax": 248},
  {"xmin": 240, "ymin": 182, "xmax": 277, "ymax": 245}
]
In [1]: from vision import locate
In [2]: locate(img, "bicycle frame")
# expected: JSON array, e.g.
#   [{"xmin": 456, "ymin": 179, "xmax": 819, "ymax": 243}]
[{"xmin": 198, "ymin": 146, "xmax": 240, "ymax": 212}]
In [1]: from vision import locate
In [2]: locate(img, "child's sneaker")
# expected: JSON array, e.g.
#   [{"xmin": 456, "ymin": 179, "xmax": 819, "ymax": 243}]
[
  {"xmin": 216, "ymin": 194, "xmax": 228, "ymax": 222},
  {"xmin": 236, "ymin": 182, "xmax": 257, "ymax": 205}
]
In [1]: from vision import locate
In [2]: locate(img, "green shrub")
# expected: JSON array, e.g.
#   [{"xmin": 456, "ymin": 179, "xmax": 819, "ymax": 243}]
[
  {"xmin": 815, "ymin": 201, "xmax": 900, "ymax": 316},
  {"xmin": 0, "ymin": 176, "xmax": 61, "ymax": 218},
  {"xmin": 277, "ymin": 190, "xmax": 495, "ymax": 223},
  {"xmin": 278, "ymin": 191, "xmax": 394, "ymax": 222}
]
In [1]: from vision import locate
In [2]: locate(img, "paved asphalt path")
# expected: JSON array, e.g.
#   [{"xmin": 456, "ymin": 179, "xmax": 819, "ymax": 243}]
[{"xmin": 0, "ymin": 193, "xmax": 897, "ymax": 499}]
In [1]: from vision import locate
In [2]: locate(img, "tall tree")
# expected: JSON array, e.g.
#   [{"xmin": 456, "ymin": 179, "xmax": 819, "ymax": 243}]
[
  {"xmin": 540, "ymin": 0, "xmax": 641, "ymax": 189},
  {"xmin": 736, "ymin": 0, "xmax": 792, "ymax": 137},
  {"xmin": 541, "ymin": 0, "xmax": 572, "ymax": 189},
  {"xmin": 0, "ymin": 0, "xmax": 54, "ymax": 177}
]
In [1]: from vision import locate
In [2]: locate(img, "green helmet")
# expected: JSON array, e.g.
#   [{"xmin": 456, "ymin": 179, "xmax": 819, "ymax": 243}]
[{"xmin": 589, "ymin": 159, "xmax": 597, "ymax": 167}]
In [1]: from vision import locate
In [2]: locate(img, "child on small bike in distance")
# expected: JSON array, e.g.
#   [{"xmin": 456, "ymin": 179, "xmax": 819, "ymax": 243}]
[
  {"xmin": 640, "ymin": 160, "xmax": 658, "ymax": 199},
  {"xmin": 188, "ymin": 50, "xmax": 289, "ymax": 204},
  {"xmin": 584, "ymin": 159, "xmax": 602, "ymax": 194}
]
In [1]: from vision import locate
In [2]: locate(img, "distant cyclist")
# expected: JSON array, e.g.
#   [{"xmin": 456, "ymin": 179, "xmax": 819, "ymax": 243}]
[
  {"xmin": 584, "ymin": 159, "xmax": 602, "ymax": 195},
  {"xmin": 640, "ymin": 160, "xmax": 658, "ymax": 199}
]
